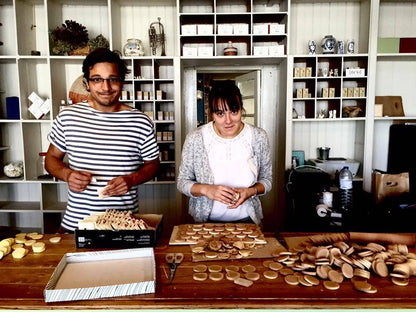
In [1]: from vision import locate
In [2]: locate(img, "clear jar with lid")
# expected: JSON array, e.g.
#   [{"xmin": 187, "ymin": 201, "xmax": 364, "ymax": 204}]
[{"xmin": 38, "ymin": 152, "xmax": 48, "ymax": 178}]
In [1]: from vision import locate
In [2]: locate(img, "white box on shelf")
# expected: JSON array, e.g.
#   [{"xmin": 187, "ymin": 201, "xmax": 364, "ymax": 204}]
[
  {"xmin": 345, "ymin": 68, "xmax": 365, "ymax": 77},
  {"xmin": 269, "ymin": 45, "xmax": 285, "ymax": 56},
  {"xmin": 217, "ymin": 24, "xmax": 233, "ymax": 35},
  {"xmin": 181, "ymin": 24, "xmax": 197, "ymax": 36},
  {"xmin": 269, "ymin": 23, "xmax": 285, "ymax": 35},
  {"xmin": 253, "ymin": 23, "xmax": 269, "ymax": 35},
  {"xmin": 197, "ymin": 24, "xmax": 213, "ymax": 35},
  {"xmin": 182, "ymin": 46, "xmax": 198, "ymax": 57},
  {"xmin": 233, "ymin": 23, "xmax": 249, "ymax": 35},
  {"xmin": 253, "ymin": 46, "xmax": 269, "ymax": 56},
  {"xmin": 198, "ymin": 45, "xmax": 214, "ymax": 57}
]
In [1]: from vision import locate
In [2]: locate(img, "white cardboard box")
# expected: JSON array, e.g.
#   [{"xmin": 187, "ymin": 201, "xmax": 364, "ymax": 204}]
[
  {"xmin": 233, "ymin": 23, "xmax": 249, "ymax": 35},
  {"xmin": 181, "ymin": 24, "xmax": 197, "ymax": 36},
  {"xmin": 197, "ymin": 24, "xmax": 213, "ymax": 35},
  {"xmin": 253, "ymin": 23, "xmax": 269, "ymax": 35},
  {"xmin": 182, "ymin": 46, "xmax": 198, "ymax": 57},
  {"xmin": 198, "ymin": 46, "xmax": 214, "ymax": 57},
  {"xmin": 269, "ymin": 45, "xmax": 285, "ymax": 56},
  {"xmin": 253, "ymin": 46, "xmax": 269, "ymax": 56},
  {"xmin": 269, "ymin": 23, "xmax": 285, "ymax": 35},
  {"xmin": 345, "ymin": 68, "xmax": 365, "ymax": 77},
  {"xmin": 44, "ymin": 248, "xmax": 155, "ymax": 302},
  {"xmin": 217, "ymin": 24, "xmax": 233, "ymax": 35}
]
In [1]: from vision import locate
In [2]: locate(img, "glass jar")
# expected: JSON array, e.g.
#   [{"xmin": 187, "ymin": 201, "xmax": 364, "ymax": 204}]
[
  {"xmin": 224, "ymin": 41, "xmax": 237, "ymax": 56},
  {"xmin": 123, "ymin": 39, "xmax": 145, "ymax": 57}
]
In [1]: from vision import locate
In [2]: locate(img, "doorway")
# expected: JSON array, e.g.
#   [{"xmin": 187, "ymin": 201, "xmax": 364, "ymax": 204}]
[{"xmin": 196, "ymin": 70, "xmax": 260, "ymax": 127}]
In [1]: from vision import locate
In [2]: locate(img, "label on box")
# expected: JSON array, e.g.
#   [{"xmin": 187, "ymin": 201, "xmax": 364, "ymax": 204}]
[{"xmin": 345, "ymin": 68, "xmax": 365, "ymax": 77}]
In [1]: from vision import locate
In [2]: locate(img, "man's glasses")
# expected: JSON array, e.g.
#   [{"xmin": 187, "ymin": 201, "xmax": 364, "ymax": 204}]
[{"xmin": 89, "ymin": 77, "xmax": 122, "ymax": 85}]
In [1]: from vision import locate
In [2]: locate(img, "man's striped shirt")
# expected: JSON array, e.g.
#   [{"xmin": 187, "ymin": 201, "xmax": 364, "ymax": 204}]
[{"xmin": 48, "ymin": 102, "xmax": 159, "ymax": 231}]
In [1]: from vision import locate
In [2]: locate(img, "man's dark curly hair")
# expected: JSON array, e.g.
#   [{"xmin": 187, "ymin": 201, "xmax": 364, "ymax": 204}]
[{"xmin": 82, "ymin": 48, "xmax": 130, "ymax": 81}]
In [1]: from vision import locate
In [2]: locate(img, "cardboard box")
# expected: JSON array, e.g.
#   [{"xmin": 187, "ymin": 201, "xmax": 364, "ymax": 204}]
[
  {"xmin": 268, "ymin": 45, "xmax": 285, "ymax": 56},
  {"xmin": 375, "ymin": 95, "xmax": 404, "ymax": 117},
  {"xmin": 296, "ymin": 88, "xmax": 303, "ymax": 98},
  {"xmin": 44, "ymin": 248, "xmax": 155, "ymax": 302},
  {"xmin": 353, "ymin": 88, "xmax": 360, "ymax": 97},
  {"xmin": 253, "ymin": 46, "xmax": 268, "ymax": 56},
  {"xmin": 136, "ymin": 91, "xmax": 143, "ymax": 100},
  {"xmin": 378, "ymin": 37, "xmax": 400, "ymax": 53},
  {"xmin": 181, "ymin": 24, "xmax": 197, "ymax": 36},
  {"xmin": 182, "ymin": 46, "xmax": 198, "ymax": 57},
  {"xmin": 359, "ymin": 87, "xmax": 366, "ymax": 97},
  {"xmin": 156, "ymin": 90, "xmax": 166, "ymax": 100},
  {"xmin": 329, "ymin": 88, "xmax": 335, "ymax": 98},
  {"xmin": 347, "ymin": 88, "xmax": 354, "ymax": 98},
  {"xmin": 302, "ymin": 88, "xmax": 309, "ymax": 98},
  {"xmin": 75, "ymin": 214, "xmax": 163, "ymax": 248},
  {"xmin": 217, "ymin": 24, "xmax": 233, "ymax": 35},
  {"xmin": 305, "ymin": 67, "xmax": 312, "ymax": 77},
  {"xmin": 299, "ymin": 67, "xmax": 306, "ymax": 77},
  {"xmin": 198, "ymin": 46, "xmax": 214, "ymax": 57},
  {"xmin": 197, "ymin": 24, "xmax": 213, "ymax": 35},
  {"xmin": 400, "ymin": 37, "xmax": 416, "ymax": 53},
  {"xmin": 294, "ymin": 67, "xmax": 301, "ymax": 77},
  {"xmin": 6, "ymin": 96, "xmax": 20, "ymax": 119},
  {"xmin": 322, "ymin": 88, "xmax": 329, "ymax": 98},
  {"xmin": 342, "ymin": 88, "xmax": 348, "ymax": 98},
  {"xmin": 233, "ymin": 24, "xmax": 249, "ymax": 35},
  {"xmin": 269, "ymin": 23, "xmax": 285, "ymax": 35},
  {"xmin": 253, "ymin": 23, "xmax": 268, "ymax": 35},
  {"xmin": 345, "ymin": 68, "xmax": 365, "ymax": 77},
  {"xmin": 374, "ymin": 104, "xmax": 383, "ymax": 117}
]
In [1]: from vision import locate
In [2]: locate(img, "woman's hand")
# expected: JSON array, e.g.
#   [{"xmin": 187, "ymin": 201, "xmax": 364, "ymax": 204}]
[
  {"xmin": 227, "ymin": 186, "xmax": 257, "ymax": 209},
  {"xmin": 199, "ymin": 184, "xmax": 237, "ymax": 205}
]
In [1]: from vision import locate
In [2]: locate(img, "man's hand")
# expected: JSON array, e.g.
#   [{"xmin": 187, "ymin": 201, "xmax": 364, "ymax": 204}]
[
  {"xmin": 101, "ymin": 176, "xmax": 134, "ymax": 197},
  {"xmin": 67, "ymin": 170, "xmax": 93, "ymax": 193}
]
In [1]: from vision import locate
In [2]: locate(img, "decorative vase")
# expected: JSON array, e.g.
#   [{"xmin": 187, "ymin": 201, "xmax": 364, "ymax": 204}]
[
  {"xmin": 337, "ymin": 40, "xmax": 344, "ymax": 54},
  {"xmin": 224, "ymin": 41, "xmax": 237, "ymax": 56},
  {"xmin": 123, "ymin": 39, "xmax": 145, "ymax": 56},
  {"xmin": 308, "ymin": 40, "xmax": 317, "ymax": 55},
  {"xmin": 347, "ymin": 39, "xmax": 355, "ymax": 54},
  {"xmin": 321, "ymin": 35, "xmax": 336, "ymax": 54}
]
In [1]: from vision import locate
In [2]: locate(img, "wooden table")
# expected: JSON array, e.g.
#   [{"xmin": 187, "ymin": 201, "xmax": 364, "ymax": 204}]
[{"xmin": 1, "ymin": 233, "xmax": 416, "ymax": 310}]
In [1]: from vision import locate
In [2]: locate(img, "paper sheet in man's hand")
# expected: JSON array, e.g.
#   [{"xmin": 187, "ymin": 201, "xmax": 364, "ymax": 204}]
[{"xmin": 97, "ymin": 186, "xmax": 110, "ymax": 199}]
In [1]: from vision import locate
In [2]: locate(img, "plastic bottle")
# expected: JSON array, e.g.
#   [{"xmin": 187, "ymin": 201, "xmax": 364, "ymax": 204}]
[{"xmin": 339, "ymin": 166, "xmax": 353, "ymax": 212}]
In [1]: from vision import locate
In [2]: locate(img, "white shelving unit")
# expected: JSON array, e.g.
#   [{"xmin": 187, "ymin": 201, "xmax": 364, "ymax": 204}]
[
  {"xmin": 0, "ymin": 0, "xmax": 180, "ymax": 233},
  {"xmin": 372, "ymin": 0, "xmax": 416, "ymax": 174},
  {"xmin": 178, "ymin": 0, "xmax": 288, "ymax": 57}
]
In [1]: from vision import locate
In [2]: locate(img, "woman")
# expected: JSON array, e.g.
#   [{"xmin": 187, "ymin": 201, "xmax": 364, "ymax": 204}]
[{"xmin": 177, "ymin": 80, "xmax": 272, "ymax": 224}]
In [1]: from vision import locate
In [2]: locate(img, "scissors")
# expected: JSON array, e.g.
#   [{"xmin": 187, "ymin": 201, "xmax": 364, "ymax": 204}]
[{"xmin": 165, "ymin": 253, "xmax": 184, "ymax": 283}]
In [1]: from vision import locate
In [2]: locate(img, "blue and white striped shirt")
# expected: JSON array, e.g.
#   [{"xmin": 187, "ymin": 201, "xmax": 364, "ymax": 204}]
[{"xmin": 49, "ymin": 102, "xmax": 159, "ymax": 231}]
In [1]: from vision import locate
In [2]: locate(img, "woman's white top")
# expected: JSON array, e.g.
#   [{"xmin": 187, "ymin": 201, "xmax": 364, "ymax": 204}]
[{"xmin": 202, "ymin": 122, "xmax": 257, "ymax": 222}]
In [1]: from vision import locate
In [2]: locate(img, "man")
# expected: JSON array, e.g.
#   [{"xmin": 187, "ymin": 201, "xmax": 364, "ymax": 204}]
[{"xmin": 46, "ymin": 48, "xmax": 160, "ymax": 232}]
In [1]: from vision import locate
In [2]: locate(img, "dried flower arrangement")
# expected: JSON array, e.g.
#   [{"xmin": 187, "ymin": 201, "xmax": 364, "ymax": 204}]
[{"xmin": 50, "ymin": 20, "xmax": 109, "ymax": 56}]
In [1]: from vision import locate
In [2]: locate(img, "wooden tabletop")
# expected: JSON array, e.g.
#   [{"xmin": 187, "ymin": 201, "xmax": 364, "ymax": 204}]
[{"xmin": 1, "ymin": 233, "xmax": 416, "ymax": 310}]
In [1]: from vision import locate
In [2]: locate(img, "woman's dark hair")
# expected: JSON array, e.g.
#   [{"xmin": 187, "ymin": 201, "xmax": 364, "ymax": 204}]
[
  {"xmin": 208, "ymin": 80, "xmax": 244, "ymax": 115},
  {"xmin": 82, "ymin": 48, "xmax": 130, "ymax": 81}
]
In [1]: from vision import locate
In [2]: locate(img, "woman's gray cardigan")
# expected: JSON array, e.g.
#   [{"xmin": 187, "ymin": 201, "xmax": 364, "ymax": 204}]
[{"xmin": 177, "ymin": 123, "xmax": 273, "ymax": 224}]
